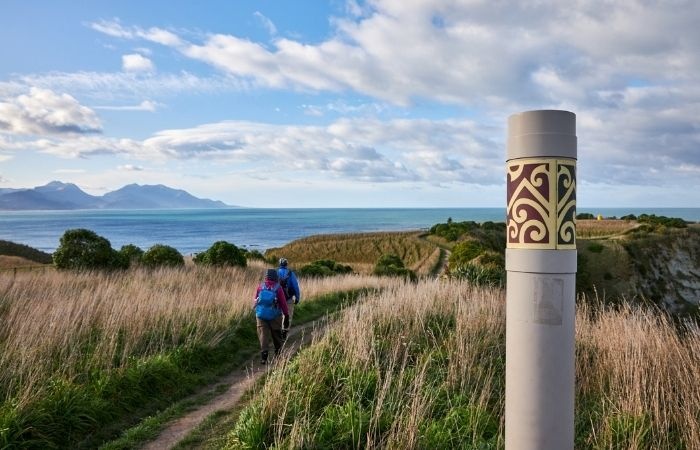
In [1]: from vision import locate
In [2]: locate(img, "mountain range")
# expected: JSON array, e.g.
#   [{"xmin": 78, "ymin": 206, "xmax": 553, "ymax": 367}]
[{"xmin": 0, "ymin": 181, "xmax": 231, "ymax": 210}]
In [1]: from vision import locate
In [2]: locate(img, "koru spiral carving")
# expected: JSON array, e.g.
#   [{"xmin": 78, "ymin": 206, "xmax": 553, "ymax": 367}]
[{"xmin": 506, "ymin": 158, "xmax": 576, "ymax": 249}]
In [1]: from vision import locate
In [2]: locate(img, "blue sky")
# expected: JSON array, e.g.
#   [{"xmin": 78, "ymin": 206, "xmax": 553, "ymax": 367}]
[{"xmin": 1, "ymin": 0, "xmax": 699, "ymax": 207}]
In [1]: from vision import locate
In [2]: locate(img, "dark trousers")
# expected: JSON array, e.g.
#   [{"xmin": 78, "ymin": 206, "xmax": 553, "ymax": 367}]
[{"xmin": 256, "ymin": 315, "xmax": 284, "ymax": 354}]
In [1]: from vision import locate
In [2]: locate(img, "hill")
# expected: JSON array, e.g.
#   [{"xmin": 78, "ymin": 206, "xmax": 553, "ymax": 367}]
[
  {"xmin": 0, "ymin": 181, "xmax": 231, "ymax": 210},
  {"xmin": 265, "ymin": 231, "xmax": 442, "ymax": 276},
  {"xmin": 0, "ymin": 240, "xmax": 53, "ymax": 264}
]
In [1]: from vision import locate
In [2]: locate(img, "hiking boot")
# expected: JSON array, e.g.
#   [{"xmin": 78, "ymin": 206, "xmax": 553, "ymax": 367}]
[
  {"xmin": 280, "ymin": 329, "xmax": 288, "ymax": 341},
  {"xmin": 260, "ymin": 350, "xmax": 268, "ymax": 365}
]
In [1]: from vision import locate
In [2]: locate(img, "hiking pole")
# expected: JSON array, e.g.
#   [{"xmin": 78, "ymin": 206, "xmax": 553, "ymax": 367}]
[{"xmin": 505, "ymin": 110, "xmax": 577, "ymax": 450}]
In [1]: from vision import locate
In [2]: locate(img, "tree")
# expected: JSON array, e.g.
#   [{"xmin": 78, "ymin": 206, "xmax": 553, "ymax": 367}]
[
  {"xmin": 53, "ymin": 228, "xmax": 125, "ymax": 270},
  {"xmin": 142, "ymin": 244, "xmax": 184, "ymax": 268},
  {"xmin": 193, "ymin": 241, "xmax": 247, "ymax": 267}
]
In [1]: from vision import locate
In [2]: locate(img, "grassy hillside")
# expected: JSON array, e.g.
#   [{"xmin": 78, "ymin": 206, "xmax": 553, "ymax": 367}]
[
  {"xmin": 576, "ymin": 222, "xmax": 700, "ymax": 315},
  {"xmin": 226, "ymin": 280, "xmax": 700, "ymax": 449},
  {"xmin": 0, "ymin": 240, "xmax": 52, "ymax": 264},
  {"xmin": 265, "ymin": 231, "xmax": 441, "ymax": 276},
  {"xmin": 0, "ymin": 264, "xmax": 399, "ymax": 448}
]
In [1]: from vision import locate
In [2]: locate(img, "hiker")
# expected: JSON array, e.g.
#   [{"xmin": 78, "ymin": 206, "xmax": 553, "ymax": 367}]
[
  {"xmin": 277, "ymin": 258, "xmax": 301, "ymax": 335},
  {"xmin": 254, "ymin": 268, "xmax": 290, "ymax": 364}
]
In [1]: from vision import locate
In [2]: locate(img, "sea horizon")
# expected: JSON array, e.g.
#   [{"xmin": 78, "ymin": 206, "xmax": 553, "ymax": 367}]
[{"xmin": 1, "ymin": 206, "xmax": 698, "ymax": 255}]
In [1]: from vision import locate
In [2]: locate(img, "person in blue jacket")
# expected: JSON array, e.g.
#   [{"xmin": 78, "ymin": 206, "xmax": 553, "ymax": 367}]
[{"xmin": 277, "ymin": 257, "xmax": 301, "ymax": 337}]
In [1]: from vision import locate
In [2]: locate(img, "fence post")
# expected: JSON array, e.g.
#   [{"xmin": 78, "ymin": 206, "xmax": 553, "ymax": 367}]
[{"xmin": 505, "ymin": 110, "xmax": 577, "ymax": 450}]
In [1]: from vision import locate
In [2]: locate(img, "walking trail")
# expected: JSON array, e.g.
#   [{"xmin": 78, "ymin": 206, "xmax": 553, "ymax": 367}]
[{"xmin": 141, "ymin": 319, "xmax": 324, "ymax": 449}]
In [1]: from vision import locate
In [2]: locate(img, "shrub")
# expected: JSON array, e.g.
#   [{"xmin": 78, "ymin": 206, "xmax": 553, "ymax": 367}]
[
  {"xmin": 587, "ymin": 242, "xmax": 605, "ymax": 253},
  {"xmin": 576, "ymin": 213, "xmax": 595, "ymax": 220},
  {"xmin": 53, "ymin": 229, "xmax": 125, "ymax": 270},
  {"xmin": 142, "ymin": 244, "xmax": 184, "ymax": 268},
  {"xmin": 449, "ymin": 240, "xmax": 485, "ymax": 268},
  {"xmin": 373, "ymin": 253, "xmax": 417, "ymax": 282},
  {"xmin": 451, "ymin": 262, "xmax": 504, "ymax": 287},
  {"xmin": 193, "ymin": 241, "xmax": 246, "ymax": 267},
  {"xmin": 244, "ymin": 249, "xmax": 266, "ymax": 261},
  {"xmin": 299, "ymin": 259, "xmax": 353, "ymax": 277},
  {"xmin": 119, "ymin": 244, "xmax": 144, "ymax": 265}
]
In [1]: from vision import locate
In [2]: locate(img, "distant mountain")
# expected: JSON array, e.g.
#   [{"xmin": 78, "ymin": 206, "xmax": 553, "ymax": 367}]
[{"xmin": 0, "ymin": 181, "xmax": 232, "ymax": 210}]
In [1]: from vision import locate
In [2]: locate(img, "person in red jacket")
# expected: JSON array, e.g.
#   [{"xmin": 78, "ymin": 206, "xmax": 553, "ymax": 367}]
[{"xmin": 254, "ymin": 268, "xmax": 289, "ymax": 364}]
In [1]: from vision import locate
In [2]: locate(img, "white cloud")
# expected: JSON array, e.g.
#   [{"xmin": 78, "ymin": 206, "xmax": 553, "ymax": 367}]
[
  {"xmin": 94, "ymin": 100, "xmax": 160, "ymax": 111},
  {"xmin": 53, "ymin": 168, "xmax": 86, "ymax": 174},
  {"xmin": 254, "ymin": 11, "xmax": 277, "ymax": 36},
  {"xmin": 90, "ymin": 19, "xmax": 183, "ymax": 46},
  {"xmin": 3, "ymin": 71, "xmax": 250, "ymax": 101},
  {"xmin": 0, "ymin": 154, "xmax": 13, "ymax": 162},
  {"xmin": 118, "ymin": 164, "xmax": 144, "ymax": 171},
  {"xmin": 122, "ymin": 54, "xmax": 155, "ymax": 72},
  {"xmin": 19, "ymin": 118, "xmax": 499, "ymax": 184},
  {"xmin": 0, "ymin": 87, "xmax": 102, "ymax": 135}
]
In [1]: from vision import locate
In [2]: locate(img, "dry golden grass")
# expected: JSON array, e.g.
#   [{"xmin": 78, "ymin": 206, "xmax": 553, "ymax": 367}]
[
  {"xmin": 234, "ymin": 281, "xmax": 700, "ymax": 449},
  {"xmin": 577, "ymin": 219, "xmax": 638, "ymax": 238},
  {"xmin": 0, "ymin": 266, "xmax": 395, "ymax": 408},
  {"xmin": 265, "ymin": 231, "xmax": 437, "ymax": 275},
  {"xmin": 577, "ymin": 300, "xmax": 700, "ymax": 448},
  {"xmin": 0, "ymin": 255, "xmax": 50, "ymax": 269}
]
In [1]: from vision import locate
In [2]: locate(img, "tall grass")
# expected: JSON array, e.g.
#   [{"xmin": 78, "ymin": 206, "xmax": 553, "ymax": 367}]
[
  {"xmin": 577, "ymin": 219, "xmax": 638, "ymax": 238},
  {"xmin": 0, "ymin": 266, "xmax": 395, "ymax": 447},
  {"xmin": 266, "ymin": 232, "xmax": 437, "ymax": 274},
  {"xmin": 227, "ymin": 281, "xmax": 700, "ymax": 449},
  {"xmin": 227, "ymin": 280, "xmax": 506, "ymax": 449}
]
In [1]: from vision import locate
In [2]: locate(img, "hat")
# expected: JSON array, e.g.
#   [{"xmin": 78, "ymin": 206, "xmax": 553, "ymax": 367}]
[
  {"xmin": 279, "ymin": 257, "xmax": 288, "ymax": 267},
  {"xmin": 265, "ymin": 268, "xmax": 278, "ymax": 281}
]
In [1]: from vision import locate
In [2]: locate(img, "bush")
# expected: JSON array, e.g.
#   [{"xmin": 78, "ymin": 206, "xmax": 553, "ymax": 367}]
[
  {"xmin": 119, "ymin": 244, "xmax": 144, "ymax": 265},
  {"xmin": 299, "ymin": 260, "xmax": 353, "ymax": 277},
  {"xmin": 451, "ymin": 263, "xmax": 504, "ymax": 287},
  {"xmin": 244, "ymin": 249, "xmax": 266, "ymax": 261},
  {"xmin": 576, "ymin": 213, "xmax": 595, "ymax": 220},
  {"xmin": 142, "ymin": 244, "xmax": 184, "ymax": 268},
  {"xmin": 449, "ymin": 240, "xmax": 485, "ymax": 269},
  {"xmin": 193, "ymin": 241, "xmax": 246, "ymax": 267},
  {"xmin": 53, "ymin": 229, "xmax": 126, "ymax": 270},
  {"xmin": 587, "ymin": 242, "xmax": 605, "ymax": 253},
  {"xmin": 373, "ymin": 253, "xmax": 417, "ymax": 282}
]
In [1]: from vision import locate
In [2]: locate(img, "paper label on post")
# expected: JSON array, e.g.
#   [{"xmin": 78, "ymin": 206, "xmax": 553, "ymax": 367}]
[{"xmin": 533, "ymin": 276, "xmax": 564, "ymax": 326}]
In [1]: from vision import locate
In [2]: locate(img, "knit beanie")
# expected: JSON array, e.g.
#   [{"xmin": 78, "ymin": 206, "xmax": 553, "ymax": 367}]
[{"xmin": 265, "ymin": 268, "xmax": 278, "ymax": 281}]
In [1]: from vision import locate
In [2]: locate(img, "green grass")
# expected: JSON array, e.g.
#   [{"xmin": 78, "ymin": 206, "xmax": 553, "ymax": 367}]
[{"xmin": 94, "ymin": 289, "xmax": 370, "ymax": 450}]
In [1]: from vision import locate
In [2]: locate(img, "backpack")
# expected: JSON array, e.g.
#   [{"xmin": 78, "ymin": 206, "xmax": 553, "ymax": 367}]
[
  {"xmin": 279, "ymin": 269, "xmax": 293, "ymax": 300},
  {"xmin": 255, "ymin": 283, "xmax": 281, "ymax": 320}
]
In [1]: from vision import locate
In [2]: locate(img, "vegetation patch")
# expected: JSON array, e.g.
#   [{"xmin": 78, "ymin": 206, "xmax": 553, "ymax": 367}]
[
  {"xmin": 0, "ymin": 266, "xmax": 385, "ymax": 449},
  {"xmin": 266, "ymin": 231, "xmax": 436, "ymax": 275},
  {"xmin": 298, "ymin": 259, "xmax": 353, "ymax": 277},
  {"xmin": 226, "ymin": 281, "xmax": 700, "ymax": 449},
  {"xmin": 0, "ymin": 239, "xmax": 52, "ymax": 264}
]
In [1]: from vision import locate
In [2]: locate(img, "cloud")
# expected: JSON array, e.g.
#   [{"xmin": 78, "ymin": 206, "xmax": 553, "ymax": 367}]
[
  {"xmin": 21, "ymin": 117, "xmax": 499, "ymax": 184},
  {"xmin": 0, "ymin": 154, "xmax": 13, "ymax": 162},
  {"xmin": 118, "ymin": 164, "xmax": 144, "ymax": 171},
  {"xmin": 2, "ymin": 71, "xmax": 251, "ymax": 101},
  {"xmin": 122, "ymin": 53, "xmax": 155, "ymax": 72},
  {"xmin": 53, "ymin": 169, "xmax": 86, "ymax": 174},
  {"xmin": 90, "ymin": 19, "xmax": 182, "ymax": 46},
  {"xmin": 94, "ymin": 100, "xmax": 160, "ymax": 111},
  {"xmin": 0, "ymin": 87, "xmax": 102, "ymax": 135},
  {"xmin": 254, "ymin": 11, "xmax": 277, "ymax": 36},
  {"xmin": 95, "ymin": 2, "xmax": 698, "ymax": 110}
]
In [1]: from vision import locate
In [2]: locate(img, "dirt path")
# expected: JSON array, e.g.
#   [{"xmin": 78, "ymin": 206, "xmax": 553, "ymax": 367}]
[{"xmin": 141, "ymin": 320, "xmax": 324, "ymax": 450}]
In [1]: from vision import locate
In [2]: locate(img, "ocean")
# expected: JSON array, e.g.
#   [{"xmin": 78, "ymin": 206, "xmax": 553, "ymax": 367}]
[{"xmin": 1, "ymin": 207, "xmax": 698, "ymax": 254}]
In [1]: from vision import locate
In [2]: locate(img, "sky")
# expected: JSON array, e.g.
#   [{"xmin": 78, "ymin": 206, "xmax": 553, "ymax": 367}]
[{"xmin": 0, "ymin": 0, "xmax": 699, "ymax": 208}]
